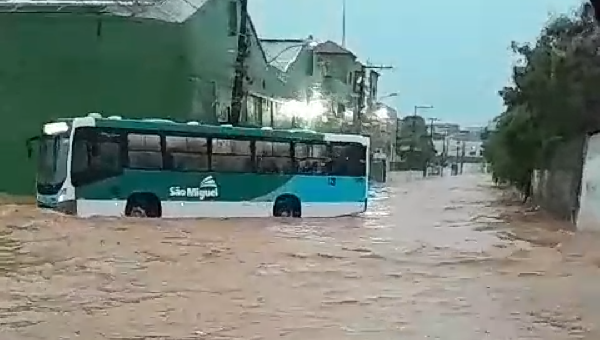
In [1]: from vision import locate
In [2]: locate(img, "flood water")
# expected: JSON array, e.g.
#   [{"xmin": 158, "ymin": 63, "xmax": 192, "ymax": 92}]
[{"xmin": 1, "ymin": 172, "xmax": 600, "ymax": 339}]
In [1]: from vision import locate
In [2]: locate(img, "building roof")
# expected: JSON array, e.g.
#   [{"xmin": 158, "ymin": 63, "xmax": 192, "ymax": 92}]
[
  {"xmin": 313, "ymin": 40, "xmax": 355, "ymax": 57},
  {"xmin": 260, "ymin": 39, "xmax": 306, "ymax": 72},
  {"xmin": 0, "ymin": 0, "xmax": 210, "ymax": 23}
]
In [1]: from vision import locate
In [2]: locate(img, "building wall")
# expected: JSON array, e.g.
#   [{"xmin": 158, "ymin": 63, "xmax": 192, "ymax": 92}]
[
  {"xmin": 577, "ymin": 133, "xmax": 600, "ymax": 231},
  {"xmin": 182, "ymin": 0, "xmax": 292, "ymax": 125},
  {"xmin": 0, "ymin": 13, "xmax": 189, "ymax": 194},
  {"xmin": 531, "ymin": 138, "xmax": 585, "ymax": 223},
  {"xmin": 0, "ymin": 0, "xmax": 297, "ymax": 195},
  {"xmin": 286, "ymin": 49, "xmax": 365, "ymax": 123}
]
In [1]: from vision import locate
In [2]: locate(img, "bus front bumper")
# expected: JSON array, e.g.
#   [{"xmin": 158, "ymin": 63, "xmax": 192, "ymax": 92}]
[{"xmin": 37, "ymin": 195, "xmax": 77, "ymax": 215}]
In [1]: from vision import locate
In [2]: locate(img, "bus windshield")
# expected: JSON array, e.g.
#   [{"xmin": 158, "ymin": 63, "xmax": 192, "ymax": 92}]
[{"xmin": 37, "ymin": 134, "xmax": 70, "ymax": 194}]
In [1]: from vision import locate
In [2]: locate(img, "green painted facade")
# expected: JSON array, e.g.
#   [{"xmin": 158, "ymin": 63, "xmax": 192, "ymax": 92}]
[{"xmin": 0, "ymin": 0, "xmax": 293, "ymax": 195}]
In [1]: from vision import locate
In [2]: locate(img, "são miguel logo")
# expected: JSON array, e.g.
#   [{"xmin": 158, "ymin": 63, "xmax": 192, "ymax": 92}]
[{"xmin": 169, "ymin": 176, "xmax": 219, "ymax": 200}]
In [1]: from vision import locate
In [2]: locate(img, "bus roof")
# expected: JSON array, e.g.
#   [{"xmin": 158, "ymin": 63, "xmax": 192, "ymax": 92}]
[{"xmin": 63, "ymin": 115, "xmax": 370, "ymax": 146}]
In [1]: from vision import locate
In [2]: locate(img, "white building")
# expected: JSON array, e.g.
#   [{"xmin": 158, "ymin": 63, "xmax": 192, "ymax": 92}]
[{"xmin": 433, "ymin": 137, "xmax": 483, "ymax": 159}]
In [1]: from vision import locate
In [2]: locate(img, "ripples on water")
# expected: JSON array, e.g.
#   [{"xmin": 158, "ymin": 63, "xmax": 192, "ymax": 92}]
[{"xmin": 0, "ymin": 173, "xmax": 599, "ymax": 339}]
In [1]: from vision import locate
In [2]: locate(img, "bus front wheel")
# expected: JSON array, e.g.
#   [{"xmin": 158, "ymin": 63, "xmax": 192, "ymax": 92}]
[
  {"xmin": 125, "ymin": 193, "xmax": 162, "ymax": 218},
  {"xmin": 273, "ymin": 195, "xmax": 301, "ymax": 218}
]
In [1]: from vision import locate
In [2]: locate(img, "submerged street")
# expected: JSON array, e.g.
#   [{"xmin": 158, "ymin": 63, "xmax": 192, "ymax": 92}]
[{"xmin": 0, "ymin": 173, "xmax": 600, "ymax": 339}]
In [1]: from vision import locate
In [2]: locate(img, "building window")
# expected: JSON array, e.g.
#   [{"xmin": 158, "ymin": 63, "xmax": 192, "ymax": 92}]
[
  {"xmin": 261, "ymin": 99, "xmax": 271, "ymax": 127},
  {"xmin": 254, "ymin": 96, "xmax": 263, "ymax": 126},
  {"xmin": 245, "ymin": 96, "xmax": 254, "ymax": 124},
  {"xmin": 245, "ymin": 96, "xmax": 261, "ymax": 125},
  {"xmin": 228, "ymin": 1, "xmax": 238, "ymax": 36},
  {"xmin": 337, "ymin": 103, "xmax": 346, "ymax": 118},
  {"xmin": 353, "ymin": 70, "xmax": 362, "ymax": 93},
  {"xmin": 307, "ymin": 51, "xmax": 314, "ymax": 76},
  {"xmin": 369, "ymin": 70, "xmax": 379, "ymax": 99}
]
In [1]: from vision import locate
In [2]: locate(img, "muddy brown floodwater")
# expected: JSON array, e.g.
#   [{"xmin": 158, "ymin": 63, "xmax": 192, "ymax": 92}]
[{"xmin": 1, "ymin": 173, "xmax": 600, "ymax": 340}]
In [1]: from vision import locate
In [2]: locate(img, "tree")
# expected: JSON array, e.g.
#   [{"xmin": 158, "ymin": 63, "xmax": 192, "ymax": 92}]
[
  {"xmin": 395, "ymin": 116, "xmax": 435, "ymax": 170},
  {"xmin": 485, "ymin": 3, "xmax": 600, "ymax": 198}
]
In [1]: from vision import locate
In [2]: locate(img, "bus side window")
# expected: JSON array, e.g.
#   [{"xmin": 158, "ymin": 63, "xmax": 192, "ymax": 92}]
[
  {"xmin": 330, "ymin": 143, "xmax": 366, "ymax": 177},
  {"xmin": 211, "ymin": 138, "xmax": 252, "ymax": 172},
  {"xmin": 165, "ymin": 136, "xmax": 208, "ymax": 172},
  {"xmin": 71, "ymin": 140, "xmax": 89, "ymax": 174},
  {"xmin": 255, "ymin": 141, "xmax": 292, "ymax": 174},
  {"xmin": 294, "ymin": 142, "xmax": 328, "ymax": 175},
  {"xmin": 127, "ymin": 133, "xmax": 162, "ymax": 170},
  {"xmin": 71, "ymin": 128, "xmax": 123, "ymax": 187}
]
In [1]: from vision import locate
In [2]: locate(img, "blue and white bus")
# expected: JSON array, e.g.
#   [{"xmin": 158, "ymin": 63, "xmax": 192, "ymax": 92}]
[{"xmin": 28, "ymin": 114, "xmax": 370, "ymax": 218}]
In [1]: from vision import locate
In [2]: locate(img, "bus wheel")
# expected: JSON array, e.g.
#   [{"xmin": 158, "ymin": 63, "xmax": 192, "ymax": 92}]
[
  {"xmin": 130, "ymin": 206, "xmax": 147, "ymax": 218},
  {"xmin": 125, "ymin": 193, "xmax": 162, "ymax": 218},
  {"xmin": 273, "ymin": 195, "xmax": 301, "ymax": 218}
]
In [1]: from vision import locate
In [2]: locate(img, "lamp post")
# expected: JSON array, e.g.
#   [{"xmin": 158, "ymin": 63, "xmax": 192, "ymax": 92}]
[
  {"xmin": 413, "ymin": 104, "xmax": 433, "ymax": 116},
  {"xmin": 341, "ymin": 0, "xmax": 347, "ymax": 48},
  {"xmin": 378, "ymin": 92, "xmax": 399, "ymax": 102}
]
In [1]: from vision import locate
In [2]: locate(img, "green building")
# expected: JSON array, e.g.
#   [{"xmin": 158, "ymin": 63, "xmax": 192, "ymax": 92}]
[
  {"xmin": 0, "ymin": 0, "xmax": 296, "ymax": 195},
  {"xmin": 0, "ymin": 0, "xmax": 383, "ymax": 195}
]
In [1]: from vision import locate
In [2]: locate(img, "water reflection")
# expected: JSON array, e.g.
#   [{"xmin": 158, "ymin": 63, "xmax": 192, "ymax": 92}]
[{"xmin": 0, "ymin": 174, "xmax": 598, "ymax": 339}]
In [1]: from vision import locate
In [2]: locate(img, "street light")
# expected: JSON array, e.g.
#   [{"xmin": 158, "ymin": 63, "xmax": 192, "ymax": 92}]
[
  {"xmin": 413, "ymin": 104, "xmax": 433, "ymax": 116},
  {"xmin": 378, "ymin": 92, "xmax": 399, "ymax": 101}
]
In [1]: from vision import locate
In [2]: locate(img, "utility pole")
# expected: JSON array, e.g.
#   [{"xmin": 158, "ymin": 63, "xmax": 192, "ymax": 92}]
[
  {"xmin": 354, "ymin": 65, "xmax": 366, "ymax": 134},
  {"xmin": 354, "ymin": 64, "xmax": 392, "ymax": 134},
  {"xmin": 460, "ymin": 141, "xmax": 466, "ymax": 174},
  {"xmin": 441, "ymin": 131, "xmax": 448, "ymax": 176},
  {"xmin": 230, "ymin": 0, "xmax": 249, "ymax": 126},
  {"xmin": 341, "ymin": 0, "xmax": 346, "ymax": 48},
  {"xmin": 427, "ymin": 117, "xmax": 439, "ymax": 175},
  {"xmin": 427, "ymin": 117, "xmax": 438, "ymax": 138}
]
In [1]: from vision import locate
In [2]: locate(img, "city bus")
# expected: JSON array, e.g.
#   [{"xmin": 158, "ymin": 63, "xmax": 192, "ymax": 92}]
[{"xmin": 27, "ymin": 114, "xmax": 369, "ymax": 218}]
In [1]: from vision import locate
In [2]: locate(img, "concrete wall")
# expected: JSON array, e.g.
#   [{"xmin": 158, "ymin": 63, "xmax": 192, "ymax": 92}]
[
  {"xmin": 0, "ymin": 13, "xmax": 188, "ymax": 194},
  {"xmin": 577, "ymin": 133, "xmax": 600, "ymax": 231},
  {"xmin": 531, "ymin": 138, "xmax": 585, "ymax": 222}
]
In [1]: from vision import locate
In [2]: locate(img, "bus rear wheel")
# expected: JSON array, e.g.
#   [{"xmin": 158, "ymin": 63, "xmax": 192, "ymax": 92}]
[
  {"xmin": 125, "ymin": 193, "xmax": 162, "ymax": 218},
  {"xmin": 130, "ymin": 206, "xmax": 147, "ymax": 217},
  {"xmin": 273, "ymin": 195, "xmax": 301, "ymax": 218}
]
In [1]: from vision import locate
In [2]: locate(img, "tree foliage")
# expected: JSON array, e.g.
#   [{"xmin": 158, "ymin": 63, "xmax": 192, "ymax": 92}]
[
  {"xmin": 484, "ymin": 3, "xmax": 600, "ymax": 195},
  {"xmin": 396, "ymin": 116, "xmax": 435, "ymax": 170}
]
